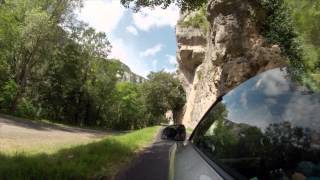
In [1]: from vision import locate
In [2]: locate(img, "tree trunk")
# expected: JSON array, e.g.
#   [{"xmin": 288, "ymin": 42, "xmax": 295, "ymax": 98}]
[
  {"xmin": 95, "ymin": 105, "xmax": 103, "ymax": 126},
  {"xmin": 10, "ymin": 46, "xmax": 34, "ymax": 114},
  {"xmin": 74, "ymin": 91, "xmax": 83, "ymax": 125},
  {"xmin": 10, "ymin": 64, "xmax": 28, "ymax": 113},
  {"xmin": 84, "ymin": 100, "xmax": 91, "ymax": 126},
  {"xmin": 74, "ymin": 63, "xmax": 89, "ymax": 126}
]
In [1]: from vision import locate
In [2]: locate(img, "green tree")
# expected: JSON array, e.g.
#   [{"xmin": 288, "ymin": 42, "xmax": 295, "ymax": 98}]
[
  {"xmin": 0, "ymin": 0, "xmax": 121, "ymax": 128},
  {"xmin": 36, "ymin": 40, "xmax": 116, "ymax": 126},
  {"xmin": 142, "ymin": 71, "xmax": 186, "ymax": 124},
  {"xmin": 0, "ymin": 0, "xmax": 83, "ymax": 113},
  {"xmin": 0, "ymin": 0, "xmax": 187, "ymax": 131},
  {"xmin": 82, "ymin": 58, "xmax": 121, "ymax": 126},
  {"xmin": 65, "ymin": 22, "xmax": 112, "ymax": 125},
  {"xmin": 109, "ymin": 82, "xmax": 146, "ymax": 130}
]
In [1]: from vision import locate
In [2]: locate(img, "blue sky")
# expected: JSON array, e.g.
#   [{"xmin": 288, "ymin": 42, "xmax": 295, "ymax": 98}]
[{"xmin": 76, "ymin": 0, "xmax": 179, "ymax": 77}]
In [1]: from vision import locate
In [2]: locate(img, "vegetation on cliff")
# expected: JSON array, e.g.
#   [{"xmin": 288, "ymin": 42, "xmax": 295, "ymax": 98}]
[
  {"xmin": 178, "ymin": 5, "xmax": 209, "ymax": 33},
  {"xmin": 120, "ymin": 0, "xmax": 206, "ymax": 12}
]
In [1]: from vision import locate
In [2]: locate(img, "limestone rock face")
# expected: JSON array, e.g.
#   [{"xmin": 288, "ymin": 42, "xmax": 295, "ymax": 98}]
[
  {"xmin": 176, "ymin": 0, "xmax": 287, "ymax": 128},
  {"xmin": 116, "ymin": 60, "xmax": 146, "ymax": 83},
  {"xmin": 176, "ymin": 26, "xmax": 207, "ymax": 96}
]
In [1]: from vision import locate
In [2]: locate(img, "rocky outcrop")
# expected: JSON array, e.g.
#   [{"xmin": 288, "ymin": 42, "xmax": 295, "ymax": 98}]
[
  {"xmin": 176, "ymin": 26, "xmax": 207, "ymax": 96},
  {"xmin": 176, "ymin": 0, "xmax": 287, "ymax": 128},
  {"xmin": 116, "ymin": 60, "xmax": 146, "ymax": 83}
]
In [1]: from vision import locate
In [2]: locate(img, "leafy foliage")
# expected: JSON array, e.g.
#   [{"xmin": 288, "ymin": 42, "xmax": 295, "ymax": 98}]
[
  {"xmin": 143, "ymin": 71, "xmax": 186, "ymax": 125},
  {"xmin": 120, "ymin": 0, "xmax": 206, "ymax": 12},
  {"xmin": 15, "ymin": 97, "xmax": 37, "ymax": 118},
  {"xmin": 107, "ymin": 72, "xmax": 186, "ymax": 130},
  {"xmin": 0, "ymin": 0, "xmax": 186, "ymax": 130},
  {"xmin": 285, "ymin": 0, "xmax": 320, "ymax": 89},
  {"xmin": 108, "ymin": 82, "xmax": 147, "ymax": 130},
  {"xmin": 254, "ymin": 0, "xmax": 304, "ymax": 79},
  {"xmin": 178, "ymin": 4, "xmax": 208, "ymax": 33},
  {"xmin": 0, "ymin": 80, "xmax": 17, "ymax": 110}
]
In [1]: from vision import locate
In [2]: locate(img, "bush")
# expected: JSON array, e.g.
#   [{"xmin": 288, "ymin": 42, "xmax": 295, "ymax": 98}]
[
  {"xmin": 15, "ymin": 97, "xmax": 37, "ymax": 119},
  {"xmin": 179, "ymin": 4, "xmax": 209, "ymax": 33},
  {"xmin": 0, "ymin": 80, "xmax": 17, "ymax": 111}
]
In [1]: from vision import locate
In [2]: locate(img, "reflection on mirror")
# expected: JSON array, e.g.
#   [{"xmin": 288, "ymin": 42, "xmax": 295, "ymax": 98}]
[
  {"xmin": 192, "ymin": 68, "xmax": 320, "ymax": 180},
  {"xmin": 161, "ymin": 124, "xmax": 186, "ymax": 141}
]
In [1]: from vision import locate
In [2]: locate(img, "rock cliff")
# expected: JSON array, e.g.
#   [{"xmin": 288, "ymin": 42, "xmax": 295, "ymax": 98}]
[
  {"xmin": 176, "ymin": 0, "xmax": 287, "ymax": 128},
  {"xmin": 114, "ymin": 60, "xmax": 146, "ymax": 83}
]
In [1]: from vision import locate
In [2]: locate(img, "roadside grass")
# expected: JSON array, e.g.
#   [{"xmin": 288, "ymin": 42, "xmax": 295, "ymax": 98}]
[{"xmin": 0, "ymin": 126, "xmax": 160, "ymax": 180}]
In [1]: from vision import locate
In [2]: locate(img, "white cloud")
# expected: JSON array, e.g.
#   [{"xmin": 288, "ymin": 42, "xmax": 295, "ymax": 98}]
[
  {"xmin": 76, "ymin": 0, "xmax": 178, "ymax": 78},
  {"xmin": 255, "ymin": 69, "xmax": 289, "ymax": 96},
  {"xmin": 283, "ymin": 94, "xmax": 320, "ymax": 131},
  {"xmin": 110, "ymin": 37, "xmax": 150, "ymax": 78},
  {"xmin": 76, "ymin": 0, "xmax": 125, "ymax": 33},
  {"xmin": 140, "ymin": 44, "xmax": 163, "ymax": 57},
  {"xmin": 110, "ymin": 38, "xmax": 128, "ymax": 61},
  {"xmin": 165, "ymin": 55, "xmax": 177, "ymax": 73},
  {"xmin": 77, "ymin": 1, "xmax": 150, "ymax": 77},
  {"xmin": 164, "ymin": 68, "xmax": 177, "ymax": 73},
  {"xmin": 126, "ymin": 25, "xmax": 139, "ymax": 36},
  {"xmin": 133, "ymin": 4, "xmax": 179, "ymax": 31},
  {"xmin": 166, "ymin": 54, "xmax": 177, "ymax": 65},
  {"xmin": 240, "ymin": 91, "xmax": 248, "ymax": 109}
]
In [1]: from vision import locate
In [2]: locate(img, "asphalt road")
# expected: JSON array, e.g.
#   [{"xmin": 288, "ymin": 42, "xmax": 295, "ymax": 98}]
[{"xmin": 115, "ymin": 128, "xmax": 174, "ymax": 180}]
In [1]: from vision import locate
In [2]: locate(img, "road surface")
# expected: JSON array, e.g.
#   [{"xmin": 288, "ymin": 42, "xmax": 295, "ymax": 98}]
[{"xmin": 115, "ymin": 128, "xmax": 174, "ymax": 180}]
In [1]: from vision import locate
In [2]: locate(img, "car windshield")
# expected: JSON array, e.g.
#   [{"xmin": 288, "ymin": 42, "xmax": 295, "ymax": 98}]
[{"xmin": 192, "ymin": 68, "xmax": 320, "ymax": 180}]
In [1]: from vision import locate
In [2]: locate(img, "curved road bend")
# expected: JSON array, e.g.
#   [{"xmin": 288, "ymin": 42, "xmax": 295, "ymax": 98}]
[{"xmin": 115, "ymin": 128, "xmax": 174, "ymax": 180}]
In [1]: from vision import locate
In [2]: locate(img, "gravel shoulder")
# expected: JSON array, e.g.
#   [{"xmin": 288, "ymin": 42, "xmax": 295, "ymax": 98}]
[{"xmin": 0, "ymin": 114, "xmax": 110, "ymax": 154}]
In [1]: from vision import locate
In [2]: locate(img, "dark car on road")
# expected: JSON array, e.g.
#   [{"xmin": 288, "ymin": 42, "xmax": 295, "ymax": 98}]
[{"xmin": 162, "ymin": 68, "xmax": 320, "ymax": 180}]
